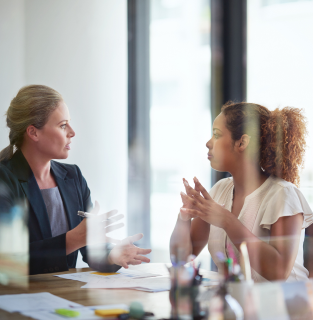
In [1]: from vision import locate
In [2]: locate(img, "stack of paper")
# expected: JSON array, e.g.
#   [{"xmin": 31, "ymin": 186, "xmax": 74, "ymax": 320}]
[
  {"xmin": 81, "ymin": 275, "xmax": 171, "ymax": 292},
  {"xmin": 55, "ymin": 264, "xmax": 218, "ymax": 292},
  {"xmin": 56, "ymin": 267, "xmax": 160, "ymax": 282},
  {"xmin": 0, "ymin": 293, "xmax": 130, "ymax": 320},
  {"xmin": 56, "ymin": 267, "xmax": 170, "ymax": 292},
  {"xmin": 0, "ymin": 292, "xmax": 82, "ymax": 313}
]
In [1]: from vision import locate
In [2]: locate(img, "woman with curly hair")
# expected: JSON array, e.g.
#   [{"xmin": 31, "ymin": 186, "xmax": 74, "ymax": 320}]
[{"xmin": 170, "ymin": 102, "xmax": 313, "ymax": 282}]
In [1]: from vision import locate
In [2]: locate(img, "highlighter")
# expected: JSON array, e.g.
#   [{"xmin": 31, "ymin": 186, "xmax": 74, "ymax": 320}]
[{"xmin": 94, "ymin": 308, "xmax": 129, "ymax": 318}]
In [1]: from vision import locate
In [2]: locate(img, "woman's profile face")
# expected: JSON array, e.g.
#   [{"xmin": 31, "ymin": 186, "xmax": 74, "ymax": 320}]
[
  {"xmin": 206, "ymin": 113, "xmax": 236, "ymax": 172},
  {"xmin": 36, "ymin": 101, "xmax": 75, "ymax": 160}
]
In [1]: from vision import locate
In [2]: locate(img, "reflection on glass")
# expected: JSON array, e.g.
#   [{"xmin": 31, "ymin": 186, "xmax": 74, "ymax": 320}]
[
  {"xmin": 247, "ymin": 0, "xmax": 313, "ymax": 208},
  {"xmin": 0, "ymin": 186, "xmax": 28, "ymax": 288},
  {"xmin": 150, "ymin": 0, "xmax": 211, "ymax": 268}
]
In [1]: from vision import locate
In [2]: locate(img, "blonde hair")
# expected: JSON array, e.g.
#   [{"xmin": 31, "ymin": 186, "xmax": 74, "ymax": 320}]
[{"xmin": 0, "ymin": 85, "xmax": 63, "ymax": 161}]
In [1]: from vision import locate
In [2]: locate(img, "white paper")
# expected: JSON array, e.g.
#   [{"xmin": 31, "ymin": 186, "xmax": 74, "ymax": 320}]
[
  {"xmin": 81, "ymin": 275, "xmax": 171, "ymax": 292},
  {"xmin": 55, "ymin": 268, "xmax": 161, "ymax": 283},
  {"xmin": 21, "ymin": 304, "xmax": 129, "ymax": 320},
  {"xmin": 0, "ymin": 292, "xmax": 82, "ymax": 313}
]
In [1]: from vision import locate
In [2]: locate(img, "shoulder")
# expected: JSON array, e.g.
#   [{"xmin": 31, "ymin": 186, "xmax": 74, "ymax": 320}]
[
  {"xmin": 0, "ymin": 161, "xmax": 19, "ymax": 184},
  {"xmin": 260, "ymin": 176, "xmax": 303, "ymax": 207},
  {"xmin": 0, "ymin": 162, "xmax": 23, "ymax": 204},
  {"xmin": 265, "ymin": 176, "xmax": 300, "ymax": 198},
  {"xmin": 259, "ymin": 176, "xmax": 313, "ymax": 229},
  {"xmin": 269, "ymin": 175, "xmax": 296, "ymax": 189}
]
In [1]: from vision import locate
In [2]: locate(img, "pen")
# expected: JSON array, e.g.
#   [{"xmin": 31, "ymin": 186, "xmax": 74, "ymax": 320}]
[{"xmin": 77, "ymin": 209, "xmax": 117, "ymax": 220}]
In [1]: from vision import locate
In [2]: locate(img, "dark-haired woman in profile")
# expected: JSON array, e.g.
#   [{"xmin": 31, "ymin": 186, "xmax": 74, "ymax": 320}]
[
  {"xmin": 0, "ymin": 85, "xmax": 151, "ymax": 275},
  {"xmin": 170, "ymin": 102, "xmax": 313, "ymax": 282}
]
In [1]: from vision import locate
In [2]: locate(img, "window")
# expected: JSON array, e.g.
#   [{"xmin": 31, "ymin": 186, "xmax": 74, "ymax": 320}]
[
  {"xmin": 150, "ymin": 0, "xmax": 211, "ymax": 267},
  {"xmin": 247, "ymin": 0, "xmax": 313, "ymax": 206}
]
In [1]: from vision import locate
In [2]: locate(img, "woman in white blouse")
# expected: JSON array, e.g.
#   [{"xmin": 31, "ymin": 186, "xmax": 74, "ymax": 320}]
[{"xmin": 170, "ymin": 102, "xmax": 313, "ymax": 282}]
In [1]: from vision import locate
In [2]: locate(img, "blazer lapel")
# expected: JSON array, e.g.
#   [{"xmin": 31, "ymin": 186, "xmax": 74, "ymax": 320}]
[
  {"xmin": 21, "ymin": 176, "xmax": 52, "ymax": 239},
  {"xmin": 52, "ymin": 163, "xmax": 80, "ymax": 230},
  {"xmin": 9, "ymin": 150, "xmax": 52, "ymax": 239}
]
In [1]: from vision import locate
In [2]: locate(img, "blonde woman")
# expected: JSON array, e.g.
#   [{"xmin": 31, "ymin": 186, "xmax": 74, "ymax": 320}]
[{"xmin": 0, "ymin": 85, "xmax": 151, "ymax": 275}]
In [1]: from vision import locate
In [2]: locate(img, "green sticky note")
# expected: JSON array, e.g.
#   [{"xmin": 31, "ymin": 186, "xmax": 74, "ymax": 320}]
[{"xmin": 55, "ymin": 309, "xmax": 80, "ymax": 318}]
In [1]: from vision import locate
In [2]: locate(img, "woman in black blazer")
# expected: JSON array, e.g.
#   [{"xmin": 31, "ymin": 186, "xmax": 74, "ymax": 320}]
[{"xmin": 0, "ymin": 85, "xmax": 151, "ymax": 275}]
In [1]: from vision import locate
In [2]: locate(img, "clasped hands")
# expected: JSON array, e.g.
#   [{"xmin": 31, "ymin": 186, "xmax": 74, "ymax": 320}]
[
  {"xmin": 83, "ymin": 201, "xmax": 151, "ymax": 269},
  {"xmin": 179, "ymin": 177, "xmax": 229, "ymax": 229}
]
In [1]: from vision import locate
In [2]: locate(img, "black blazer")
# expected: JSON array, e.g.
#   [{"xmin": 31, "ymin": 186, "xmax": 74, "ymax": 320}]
[{"xmin": 0, "ymin": 150, "xmax": 120, "ymax": 275}]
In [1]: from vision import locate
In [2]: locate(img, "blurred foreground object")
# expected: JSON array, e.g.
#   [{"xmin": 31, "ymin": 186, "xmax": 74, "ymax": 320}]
[{"xmin": 0, "ymin": 184, "xmax": 28, "ymax": 288}]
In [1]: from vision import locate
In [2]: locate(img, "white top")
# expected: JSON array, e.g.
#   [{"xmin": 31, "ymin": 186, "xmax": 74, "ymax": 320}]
[{"xmin": 207, "ymin": 176, "xmax": 313, "ymax": 282}]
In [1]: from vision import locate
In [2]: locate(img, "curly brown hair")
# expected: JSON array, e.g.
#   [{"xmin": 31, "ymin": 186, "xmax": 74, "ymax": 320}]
[{"xmin": 221, "ymin": 102, "xmax": 307, "ymax": 187}]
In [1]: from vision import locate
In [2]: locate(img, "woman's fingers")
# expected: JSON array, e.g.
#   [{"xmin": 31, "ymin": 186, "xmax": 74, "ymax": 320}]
[
  {"xmin": 180, "ymin": 191, "xmax": 204, "ymax": 208},
  {"xmin": 105, "ymin": 236, "xmax": 121, "ymax": 245},
  {"xmin": 180, "ymin": 207, "xmax": 203, "ymax": 219},
  {"xmin": 136, "ymin": 248, "xmax": 152, "ymax": 255},
  {"xmin": 105, "ymin": 222, "xmax": 124, "ymax": 234},
  {"xmin": 183, "ymin": 178, "xmax": 200, "ymax": 197},
  {"xmin": 182, "ymin": 179, "xmax": 205, "ymax": 202},
  {"xmin": 193, "ymin": 177, "xmax": 212, "ymax": 200},
  {"xmin": 134, "ymin": 255, "xmax": 150, "ymax": 263},
  {"xmin": 128, "ymin": 259, "xmax": 142, "ymax": 265},
  {"xmin": 98, "ymin": 209, "xmax": 119, "ymax": 220},
  {"xmin": 90, "ymin": 200, "xmax": 100, "ymax": 214},
  {"xmin": 129, "ymin": 233, "xmax": 144, "ymax": 243},
  {"xmin": 103, "ymin": 214, "xmax": 124, "ymax": 226}
]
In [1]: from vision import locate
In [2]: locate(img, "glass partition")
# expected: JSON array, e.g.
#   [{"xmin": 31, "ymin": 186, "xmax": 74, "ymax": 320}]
[
  {"xmin": 150, "ymin": 0, "xmax": 211, "ymax": 268},
  {"xmin": 247, "ymin": 0, "xmax": 313, "ymax": 207}
]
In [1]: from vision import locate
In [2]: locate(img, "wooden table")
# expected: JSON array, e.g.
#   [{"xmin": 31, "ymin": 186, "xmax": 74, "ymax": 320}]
[{"xmin": 0, "ymin": 263, "xmax": 220, "ymax": 319}]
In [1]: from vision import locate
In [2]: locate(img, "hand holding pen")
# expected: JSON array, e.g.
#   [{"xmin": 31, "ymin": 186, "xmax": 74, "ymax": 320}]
[
  {"xmin": 81, "ymin": 200, "xmax": 125, "ymax": 245},
  {"xmin": 78, "ymin": 200, "xmax": 124, "ymax": 232},
  {"xmin": 66, "ymin": 200, "xmax": 124, "ymax": 255}
]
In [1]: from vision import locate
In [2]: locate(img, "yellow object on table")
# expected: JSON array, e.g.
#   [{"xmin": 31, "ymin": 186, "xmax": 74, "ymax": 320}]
[
  {"xmin": 91, "ymin": 272, "xmax": 120, "ymax": 276},
  {"xmin": 94, "ymin": 309, "xmax": 129, "ymax": 317}
]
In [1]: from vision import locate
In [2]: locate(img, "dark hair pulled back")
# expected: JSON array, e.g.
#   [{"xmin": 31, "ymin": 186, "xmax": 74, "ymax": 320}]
[{"xmin": 221, "ymin": 101, "xmax": 307, "ymax": 187}]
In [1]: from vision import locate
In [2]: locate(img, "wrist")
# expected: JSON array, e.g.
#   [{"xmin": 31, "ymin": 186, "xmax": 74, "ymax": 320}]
[
  {"xmin": 107, "ymin": 250, "xmax": 115, "ymax": 265},
  {"xmin": 223, "ymin": 210, "xmax": 235, "ymax": 232},
  {"xmin": 178, "ymin": 211, "xmax": 192, "ymax": 222},
  {"xmin": 65, "ymin": 228, "xmax": 86, "ymax": 255}
]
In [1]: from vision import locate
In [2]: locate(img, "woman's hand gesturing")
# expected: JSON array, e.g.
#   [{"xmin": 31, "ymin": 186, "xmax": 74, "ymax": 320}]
[
  {"xmin": 66, "ymin": 201, "xmax": 124, "ymax": 255},
  {"xmin": 180, "ymin": 177, "xmax": 230, "ymax": 229},
  {"xmin": 108, "ymin": 233, "xmax": 151, "ymax": 269}
]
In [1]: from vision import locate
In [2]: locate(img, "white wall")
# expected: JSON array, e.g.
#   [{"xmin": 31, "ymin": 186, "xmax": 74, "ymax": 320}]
[
  {"xmin": 0, "ymin": 0, "xmax": 128, "ymax": 265},
  {"xmin": 0, "ymin": 0, "xmax": 25, "ymax": 143}
]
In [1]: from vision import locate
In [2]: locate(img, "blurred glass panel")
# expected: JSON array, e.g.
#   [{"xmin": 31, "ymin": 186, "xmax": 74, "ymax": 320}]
[
  {"xmin": 262, "ymin": 0, "xmax": 313, "ymax": 6},
  {"xmin": 0, "ymin": 184, "xmax": 28, "ymax": 288},
  {"xmin": 247, "ymin": 0, "xmax": 313, "ymax": 208},
  {"xmin": 150, "ymin": 0, "xmax": 211, "ymax": 268}
]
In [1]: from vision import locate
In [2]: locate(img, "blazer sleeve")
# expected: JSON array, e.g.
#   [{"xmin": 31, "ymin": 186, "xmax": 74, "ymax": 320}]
[
  {"xmin": 75, "ymin": 165, "xmax": 121, "ymax": 272},
  {"xmin": 29, "ymin": 234, "xmax": 68, "ymax": 274}
]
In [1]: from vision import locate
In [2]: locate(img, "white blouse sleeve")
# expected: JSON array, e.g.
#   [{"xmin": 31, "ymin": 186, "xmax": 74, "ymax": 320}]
[{"xmin": 259, "ymin": 184, "xmax": 313, "ymax": 230}]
